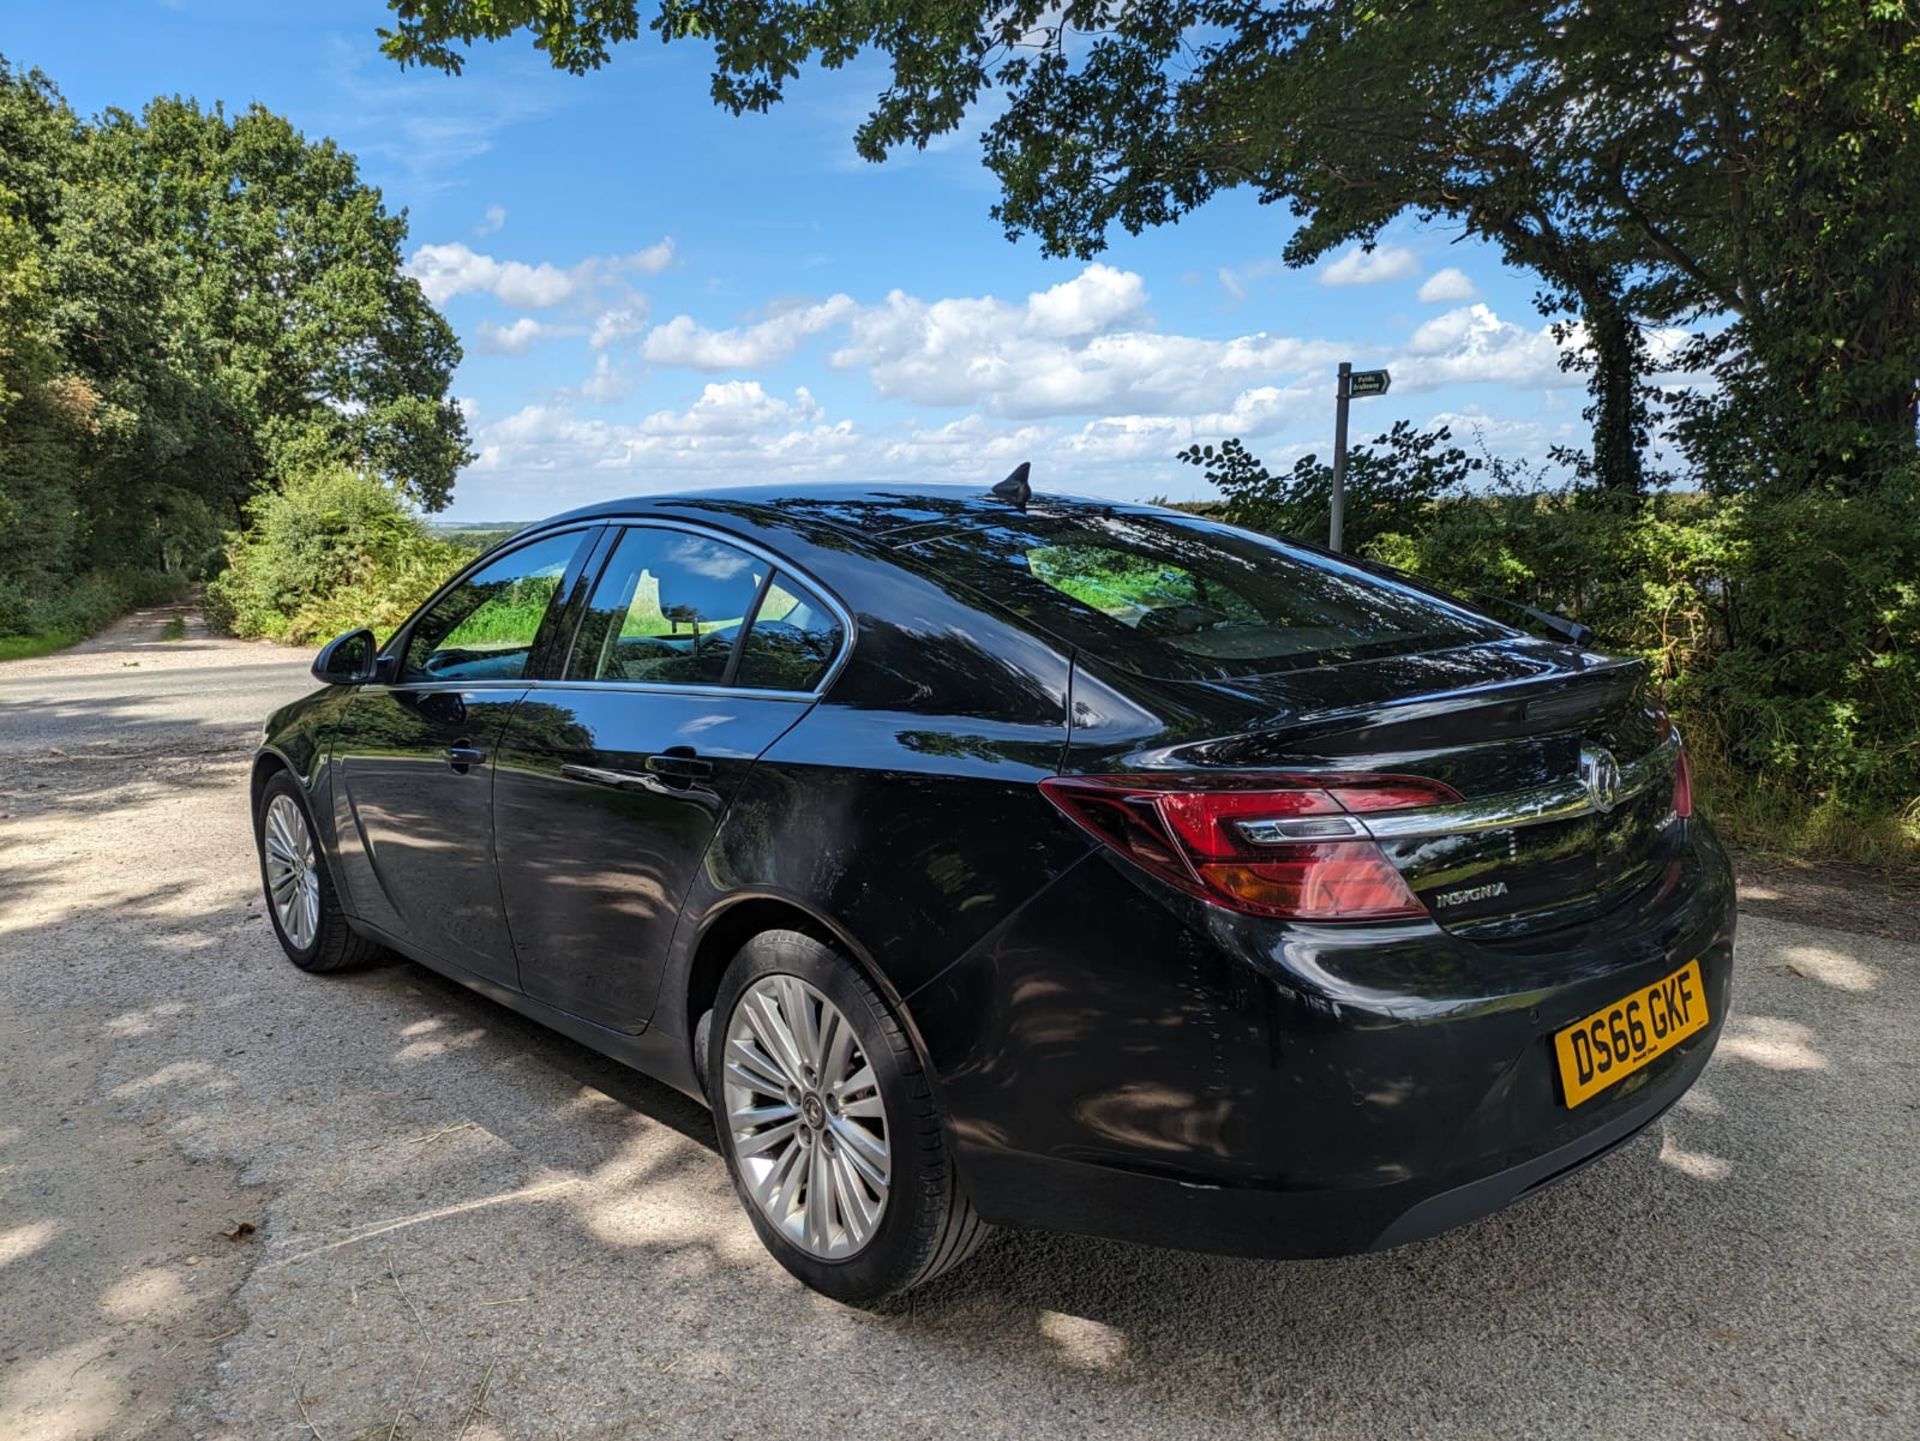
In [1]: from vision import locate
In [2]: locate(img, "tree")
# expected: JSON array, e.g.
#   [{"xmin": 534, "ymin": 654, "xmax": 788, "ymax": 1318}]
[
  {"xmin": 1177, "ymin": 422, "xmax": 1480, "ymax": 553},
  {"xmin": 379, "ymin": 0, "xmax": 1920, "ymax": 490},
  {"xmin": 0, "ymin": 56, "xmax": 470, "ymax": 606}
]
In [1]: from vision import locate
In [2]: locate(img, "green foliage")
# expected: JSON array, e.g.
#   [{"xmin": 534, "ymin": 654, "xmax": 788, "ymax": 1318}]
[
  {"xmin": 0, "ymin": 56, "xmax": 469, "ymax": 654},
  {"xmin": 206, "ymin": 466, "xmax": 466, "ymax": 646},
  {"xmin": 1179, "ymin": 423, "xmax": 1482, "ymax": 553},
  {"xmin": 1187, "ymin": 432, "xmax": 1919, "ymax": 866},
  {"xmin": 0, "ymin": 566, "xmax": 186, "ymax": 648}
]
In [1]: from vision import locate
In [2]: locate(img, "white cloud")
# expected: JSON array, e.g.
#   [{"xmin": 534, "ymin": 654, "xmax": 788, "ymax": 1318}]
[
  {"xmin": 408, "ymin": 243, "xmax": 575, "ymax": 308},
  {"xmin": 405, "ymin": 237, "xmax": 678, "ymax": 309},
  {"xmin": 444, "ymin": 267, "xmax": 1626, "ymax": 518},
  {"xmin": 1319, "ymin": 245, "xmax": 1420, "ymax": 287},
  {"xmin": 643, "ymin": 296, "xmax": 856, "ymax": 370},
  {"xmin": 468, "ymin": 384, "xmax": 853, "ymax": 486},
  {"xmin": 638, "ymin": 381, "xmax": 824, "ymax": 437},
  {"xmin": 1397, "ymin": 304, "xmax": 1573, "ymax": 387},
  {"xmin": 1417, "ymin": 267, "xmax": 1479, "ymax": 303},
  {"xmin": 623, "ymin": 237, "xmax": 676, "ymax": 276},
  {"xmin": 589, "ymin": 305, "xmax": 649, "ymax": 350},
  {"xmin": 318, "ymin": 39, "xmax": 553, "ymax": 193},
  {"xmin": 579, "ymin": 354, "xmax": 634, "ymax": 405},
  {"xmin": 476, "ymin": 203, "xmax": 507, "ymax": 237},
  {"xmin": 1024, "ymin": 264, "xmax": 1148, "ymax": 338},
  {"xmin": 472, "ymin": 316, "xmax": 573, "ymax": 355},
  {"xmin": 832, "ymin": 269, "xmax": 1341, "ymax": 420}
]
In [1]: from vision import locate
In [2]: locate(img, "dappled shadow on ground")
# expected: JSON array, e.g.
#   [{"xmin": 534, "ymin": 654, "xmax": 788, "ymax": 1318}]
[
  {"xmin": 1735, "ymin": 858, "xmax": 1920, "ymax": 945},
  {"xmin": 3, "ymin": 734, "xmax": 1916, "ymax": 1438}
]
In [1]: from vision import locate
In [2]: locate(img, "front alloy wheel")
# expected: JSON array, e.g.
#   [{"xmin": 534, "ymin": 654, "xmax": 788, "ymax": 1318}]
[
  {"xmin": 254, "ymin": 769, "xmax": 380, "ymax": 973},
  {"xmin": 262, "ymin": 793, "xmax": 322, "ymax": 950}
]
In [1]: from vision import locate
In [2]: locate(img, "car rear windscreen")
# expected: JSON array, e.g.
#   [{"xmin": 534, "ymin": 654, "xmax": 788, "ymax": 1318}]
[{"xmin": 905, "ymin": 508, "xmax": 1510, "ymax": 680}]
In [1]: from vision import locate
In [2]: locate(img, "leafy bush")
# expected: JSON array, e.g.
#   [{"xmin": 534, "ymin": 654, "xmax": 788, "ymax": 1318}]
[
  {"xmin": 1181, "ymin": 436, "xmax": 1920, "ymax": 868},
  {"xmin": 1179, "ymin": 422, "xmax": 1481, "ymax": 552},
  {"xmin": 0, "ymin": 567, "xmax": 187, "ymax": 647},
  {"xmin": 206, "ymin": 466, "xmax": 465, "ymax": 646}
]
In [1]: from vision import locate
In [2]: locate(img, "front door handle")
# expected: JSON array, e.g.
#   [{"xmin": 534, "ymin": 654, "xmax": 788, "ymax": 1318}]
[
  {"xmin": 644, "ymin": 748, "xmax": 713, "ymax": 782},
  {"xmin": 446, "ymin": 744, "xmax": 487, "ymax": 773}
]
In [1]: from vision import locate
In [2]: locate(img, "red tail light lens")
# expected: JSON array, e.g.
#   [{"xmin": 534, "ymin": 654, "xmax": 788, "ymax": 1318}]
[
  {"xmin": 1039, "ymin": 773, "xmax": 1459, "ymax": 923},
  {"xmin": 1652, "ymin": 707, "xmax": 1694, "ymax": 819}
]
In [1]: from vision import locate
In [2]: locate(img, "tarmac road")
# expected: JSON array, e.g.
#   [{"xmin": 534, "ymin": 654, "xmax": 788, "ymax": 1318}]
[{"xmin": 0, "ymin": 604, "xmax": 1915, "ymax": 1439}]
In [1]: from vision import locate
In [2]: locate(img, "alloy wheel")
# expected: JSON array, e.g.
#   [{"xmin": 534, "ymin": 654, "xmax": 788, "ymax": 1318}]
[
  {"xmin": 262, "ymin": 793, "xmax": 322, "ymax": 951},
  {"xmin": 721, "ymin": 974, "xmax": 891, "ymax": 1260}
]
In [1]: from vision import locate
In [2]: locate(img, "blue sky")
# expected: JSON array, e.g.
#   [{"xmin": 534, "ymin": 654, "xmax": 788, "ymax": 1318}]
[{"xmin": 9, "ymin": 1, "xmax": 1595, "ymax": 521}]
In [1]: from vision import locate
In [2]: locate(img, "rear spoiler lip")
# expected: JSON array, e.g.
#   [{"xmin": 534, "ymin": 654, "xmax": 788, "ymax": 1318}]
[
  {"xmin": 1253, "ymin": 653, "xmax": 1645, "ymax": 746},
  {"xmin": 1124, "ymin": 651, "xmax": 1651, "ymax": 771}
]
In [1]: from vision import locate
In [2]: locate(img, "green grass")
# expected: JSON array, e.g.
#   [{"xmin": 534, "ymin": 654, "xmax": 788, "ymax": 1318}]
[
  {"xmin": 159, "ymin": 616, "xmax": 187, "ymax": 641},
  {"xmin": 1695, "ymin": 761, "xmax": 1920, "ymax": 876},
  {"xmin": 0, "ymin": 629, "xmax": 81, "ymax": 662}
]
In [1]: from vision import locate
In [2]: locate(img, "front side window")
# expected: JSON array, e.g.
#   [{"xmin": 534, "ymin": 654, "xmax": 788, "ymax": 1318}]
[
  {"xmin": 735, "ymin": 574, "xmax": 843, "ymax": 691},
  {"xmin": 565, "ymin": 527, "xmax": 766, "ymax": 686},
  {"xmin": 403, "ymin": 531, "xmax": 584, "ymax": 682}
]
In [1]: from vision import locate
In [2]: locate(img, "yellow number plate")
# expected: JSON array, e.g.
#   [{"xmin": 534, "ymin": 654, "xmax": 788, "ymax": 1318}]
[{"xmin": 1553, "ymin": 960, "xmax": 1708, "ymax": 1108}]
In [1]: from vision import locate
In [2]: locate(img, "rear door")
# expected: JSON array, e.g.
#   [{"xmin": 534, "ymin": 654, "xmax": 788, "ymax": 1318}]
[
  {"xmin": 331, "ymin": 527, "xmax": 597, "ymax": 984},
  {"xmin": 494, "ymin": 522, "xmax": 847, "ymax": 1031}
]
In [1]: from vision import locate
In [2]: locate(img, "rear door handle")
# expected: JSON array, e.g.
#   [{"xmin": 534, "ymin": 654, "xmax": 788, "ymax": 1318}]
[
  {"xmin": 644, "ymin": 749, "xmax": 713, "ymax": 781},
  {"xmin": 445, "ymin": 744, "xmax": 487, "ymax": 772},
  {"xmin": 561, "ymin": 763, "xmax": 653, "ymax": 792}
]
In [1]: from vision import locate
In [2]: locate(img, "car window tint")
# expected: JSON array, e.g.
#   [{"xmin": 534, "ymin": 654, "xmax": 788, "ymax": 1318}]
[
  {"xmin": 735, "ymin": 573, "xmax": 843, "ymax": 691},
  {"xmin": 907, "ymin": 510, "xmax": 1510, "ymax": 680},
  {"xmin": 403, "ymin": 531, "xmax": 582, "ymax": 682},
  {"xmin": 566, "ymin": 527, "xmax": 763, "ymax": 685}
]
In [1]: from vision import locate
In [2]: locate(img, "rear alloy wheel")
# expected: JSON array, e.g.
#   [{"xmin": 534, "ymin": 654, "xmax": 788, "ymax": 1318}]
[
  {"xmin": 724, "ymin": 974, "xmax": 891, "ymax": 1259},
  {"xmin": 709, "ymin": 930, "xmax": 987, "ymax": 1302},
  {"xmin": 254, "ymin": 771, "xmax": 380, "ymax": 973}
]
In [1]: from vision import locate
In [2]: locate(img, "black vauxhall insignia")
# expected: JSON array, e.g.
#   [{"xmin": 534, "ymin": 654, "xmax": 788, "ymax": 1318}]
[{"xmin": 252, "ymin": 477, "xmax": 1735, "ymax": 1302}]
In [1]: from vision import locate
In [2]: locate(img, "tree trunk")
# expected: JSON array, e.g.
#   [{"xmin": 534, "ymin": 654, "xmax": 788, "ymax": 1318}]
[{"xmin": 1582, "ymin": 294, "xmax": 1646, "ymax": 494}]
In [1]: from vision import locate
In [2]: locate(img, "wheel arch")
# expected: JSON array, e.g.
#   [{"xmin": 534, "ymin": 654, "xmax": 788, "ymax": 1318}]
[
  {"xmin": 250, "ymin": 747, "xmax": 294, "ymax": 808},
  {"xmin": 677, "ymin": 891, "xmax": 938, "ymax": 1089}
]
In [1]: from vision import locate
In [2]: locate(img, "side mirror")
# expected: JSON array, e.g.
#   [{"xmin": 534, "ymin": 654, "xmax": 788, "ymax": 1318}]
[{"xmin": 312, "ymin": 628, "xmax": 379, "ymax": 686}]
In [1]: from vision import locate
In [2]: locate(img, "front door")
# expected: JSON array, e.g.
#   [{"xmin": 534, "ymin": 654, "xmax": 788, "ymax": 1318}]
[
  {"xmin": 493, "ymin": 524, "xmax": 846, "ymax": 1030},
  {"xmin": 331, "ymin": 527, "xmax": 596, "ymax": 985}
]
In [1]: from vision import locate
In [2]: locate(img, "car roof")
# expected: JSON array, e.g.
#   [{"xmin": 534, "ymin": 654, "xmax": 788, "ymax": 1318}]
[{"xmin": 523, "ymin": 482, "xmax": 1159, "ymax": 549}]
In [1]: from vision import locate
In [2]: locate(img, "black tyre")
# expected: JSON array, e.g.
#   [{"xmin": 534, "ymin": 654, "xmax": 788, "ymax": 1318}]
[
  {"xmin": 708, "ymin": 929, "xmax": 988, "ymax": 1303},
  {"xmin": 254, "ymin": 770, "xmax": 380, "ymax": 974}
]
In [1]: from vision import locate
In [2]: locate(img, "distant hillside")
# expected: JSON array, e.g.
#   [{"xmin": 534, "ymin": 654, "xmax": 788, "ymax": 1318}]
[{"xmin": 425, "ymin": 522, "xmax": 529, "ymax": 553}]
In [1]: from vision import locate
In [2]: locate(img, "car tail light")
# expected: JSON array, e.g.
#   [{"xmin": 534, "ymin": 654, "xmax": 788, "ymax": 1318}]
[
  {"xmin": 1039, "ymin": 773, "xmax": 1460, "ymax": 922},
  {"xmin": 1652, "ymin": 707, "xmax": 1694, "ymax": 819},
  {"xmin": 1671, "ymin": 739, "xmax": 1694, "ymax": 819}
]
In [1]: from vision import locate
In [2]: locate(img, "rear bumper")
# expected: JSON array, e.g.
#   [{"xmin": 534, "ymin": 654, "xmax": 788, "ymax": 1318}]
[
  {"xmin": 912, "ymin": 819, "xmax": 1736, "ymax": 1258},
  {"xmin": 952, "ymin": 1041, "xmax": 1702, "ymax": 1258}
]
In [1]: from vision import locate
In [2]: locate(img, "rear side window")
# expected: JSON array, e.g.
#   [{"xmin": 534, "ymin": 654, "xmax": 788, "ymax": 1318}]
[
  {"xmin": 908, "ymin": 510, "xmax": 1508, "ymax": 680},
  {"xmin": 566, "ymin": 527, "xmax": 763, "ymax": 686},
  {"xmin": 735, "ymin": 574, "xmax": 842, "ymax": 691}
]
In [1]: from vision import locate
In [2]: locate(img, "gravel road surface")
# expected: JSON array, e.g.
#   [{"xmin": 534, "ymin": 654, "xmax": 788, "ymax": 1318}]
[{"xmin": 1, "ymin": 605, "xmax": 1915, "ymax": 1439}]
